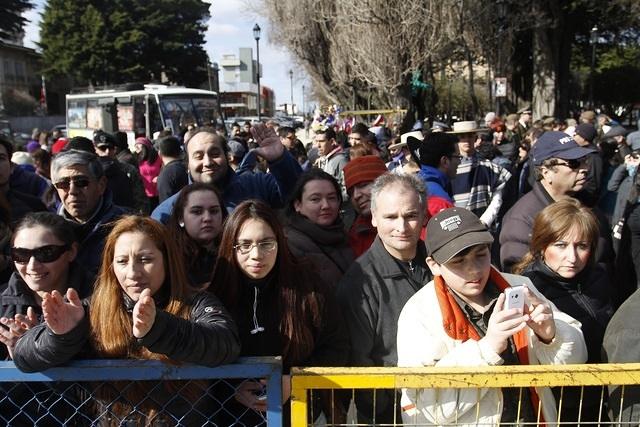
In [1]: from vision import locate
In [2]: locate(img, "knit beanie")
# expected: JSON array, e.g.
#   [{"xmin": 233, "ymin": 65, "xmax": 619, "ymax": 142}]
[{"xmin": 343, "ymin": 155, "xmax": 388, "ymax": 191}]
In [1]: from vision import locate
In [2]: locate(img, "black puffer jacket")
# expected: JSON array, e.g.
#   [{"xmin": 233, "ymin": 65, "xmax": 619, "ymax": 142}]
[
  {"xmin": 0, "ymin": 262, "xmax": 94, "ymax": 360},
  {"xmin": 12, "ymin": 290, "xmax": 240, "ymax": 372},
  {"xmin": 522, "ymin": 260, "xmax": 613, "ymax": 363}
]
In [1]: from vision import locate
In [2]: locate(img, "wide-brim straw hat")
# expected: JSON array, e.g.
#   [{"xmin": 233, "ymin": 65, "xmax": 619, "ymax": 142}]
[
  {"xmin": 446, "ymin": 121, "xmax": 489, "ymax": 134},
  {"xmin": 389, "ymin": 130, "xmax": 424, "ymax": 150}
]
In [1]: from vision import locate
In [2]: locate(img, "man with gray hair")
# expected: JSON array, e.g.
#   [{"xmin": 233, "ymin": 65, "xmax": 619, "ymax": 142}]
[
  {"xmin": 337, "ymin": 173, "xmax": 431, "ymax": 424},
  {"xmin": 51, "ymin": 149, "xmax": 127, "ymax": 278}
]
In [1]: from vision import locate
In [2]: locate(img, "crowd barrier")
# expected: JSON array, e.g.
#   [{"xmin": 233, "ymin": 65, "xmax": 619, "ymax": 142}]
[
  {"xmin": 290, "ymin": 363, "xmax": 640, "ymax": 426},
  {"xmin": 0, "ymin": 356, "xmax": 282, "ymax": 426}
]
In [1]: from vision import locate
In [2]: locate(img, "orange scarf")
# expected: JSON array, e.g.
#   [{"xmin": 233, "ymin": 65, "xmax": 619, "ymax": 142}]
[{"xmin": 434, "ymin": 266, "xmax": 545, "ymax": 425}]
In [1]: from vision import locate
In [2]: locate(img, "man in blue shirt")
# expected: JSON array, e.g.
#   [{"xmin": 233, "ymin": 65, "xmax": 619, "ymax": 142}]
[{"xmin": 152, "ymin": 123, "xmax": 302, "ymax": 222}]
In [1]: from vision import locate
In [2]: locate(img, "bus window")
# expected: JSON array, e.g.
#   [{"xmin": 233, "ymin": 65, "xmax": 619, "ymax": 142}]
[
  {"xmin": 193, "ymin": 97, "xmax": 218, "ymax": 126},
  {"xmin": 159, "ymin": 97, "xmax": 198, "ymax": 134},
  {"xmin": 67, "ymin": 100, "xmax": 87, "ymax": 129},
  {"xmin": 133, "ymin": 96, "xmax": 146, "ymax": 135},
  {"xmin": 148, "ymin": 97, "xmax": 163, "ymax": 135},
  {"xmin": 117, "ymin": 103, "xmax": 134, "ymax": 132},
  {"xmin": 87, "ymin": 100, "xmax": 103, "ymax": 130}
]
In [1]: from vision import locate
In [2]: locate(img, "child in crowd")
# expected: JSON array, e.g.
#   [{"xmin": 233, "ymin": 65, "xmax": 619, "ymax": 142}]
[{"xmin": 397, "ymin": 207, "xmax": 587, "ymax": 426}]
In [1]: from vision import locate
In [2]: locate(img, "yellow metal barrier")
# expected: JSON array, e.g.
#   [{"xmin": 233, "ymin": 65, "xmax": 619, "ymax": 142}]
[{"xmin": 291, "ymin": 363, "xmax": 640, "ymax": 426}]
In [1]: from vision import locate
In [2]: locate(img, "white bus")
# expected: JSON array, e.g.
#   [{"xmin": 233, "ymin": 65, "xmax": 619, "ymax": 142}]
[{"xmin": 66, "ymin": 83, "xmax": 219, "ymax": 147}]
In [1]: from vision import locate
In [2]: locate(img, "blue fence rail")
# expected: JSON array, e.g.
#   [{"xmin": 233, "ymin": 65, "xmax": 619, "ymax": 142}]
[{"xmin": 0, "ymin": 356, "xmax": 282, "ymax": 426}]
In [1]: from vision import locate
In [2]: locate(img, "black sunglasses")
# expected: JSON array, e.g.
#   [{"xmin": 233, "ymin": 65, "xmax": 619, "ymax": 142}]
[
  {"xmin": 554, "ymin": 158, "xmax": 587, "ymax": 170},
  {"xmin": 53, "ymin": 176, "xmax": 91, "ymax": 191},
  {"xmin": 11, "ymin": 244, "xmax": 71, "ymax": 264}
]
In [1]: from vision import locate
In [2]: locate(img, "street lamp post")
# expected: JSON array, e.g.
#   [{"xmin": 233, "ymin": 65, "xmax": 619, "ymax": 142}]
[
  {"xmin": 289, "ymin": 69, "xmax": 294, "ymax": 115},
  {"xmin": 212, "ymin": 61, "xmax": 225, "ymax": 126},
  {"xmin": 253, "ymin": 24, "xmax": 261, "ymax": 120},
  {"xmin": 302, "ymin": 84, "xmax": 305, "ymax": 116},
  {"xmin": 589, "ymin": 26, "xmax": 598, "ymax": 109}
]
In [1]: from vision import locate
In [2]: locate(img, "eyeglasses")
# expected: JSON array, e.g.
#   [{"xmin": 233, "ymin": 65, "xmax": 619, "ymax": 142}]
[
  {"xmin": 11, "ymin": 244, "xmax": 71, "ymax": 264},
  {"xmin": 53, "ymin": 176, "xmax": 91, "ymax": 191},
  {"xmin": 553, "ymin": 158, "xmax": 587, "ymax": 170},
  {"xmin": 233, "ymin": 240, "xmax": 277, "ymax": 255}
]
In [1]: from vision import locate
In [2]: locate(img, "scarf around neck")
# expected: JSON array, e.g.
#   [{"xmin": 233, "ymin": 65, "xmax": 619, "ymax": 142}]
[
  {"xmin": 434, "ymin": 266, "xmax": 545, "ymax": 424},
  {"xmin": 288, "ymin": 212, "xmax": 347, "ymax": 247}
]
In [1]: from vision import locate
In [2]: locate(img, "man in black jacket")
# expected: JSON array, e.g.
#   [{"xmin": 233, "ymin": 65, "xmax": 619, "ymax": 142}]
[
  {"xmin": 337, "ymin": 173, "xmax": 431, "ymax": 424},
  {"xmin": 156, "ymin": 136, "xmax": 188, "ymax": 202}
]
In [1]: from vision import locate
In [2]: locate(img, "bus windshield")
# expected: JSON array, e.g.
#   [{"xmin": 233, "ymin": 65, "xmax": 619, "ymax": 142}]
[{"xmin": 159, "ymin": 95, "xmax": 218, "ymax": 132}]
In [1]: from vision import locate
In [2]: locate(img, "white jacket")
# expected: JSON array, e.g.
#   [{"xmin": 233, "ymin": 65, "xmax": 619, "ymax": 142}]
[{"xmin": 397, "ymin": 273, "xmax": 587, "ymax": 426}]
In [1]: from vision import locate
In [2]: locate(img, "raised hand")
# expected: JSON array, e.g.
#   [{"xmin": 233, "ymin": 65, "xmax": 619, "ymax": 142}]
[
  {"xmin": 132, "ymin": 288, "xmax": 156, "ymax": 338},
  {"xmin": 251, "ymin": 122, "xmax": 285, "ymax": 162},
  {"xmin": 523, "ymin": 287, "xmax": 556, "ymax": 343},
  {"xmin": 42, "ymin": 288, "xmax": 85, "ymax": 335},
  {"xmin": 482, "ymin": 293, "xmax": 529, "ymax": 354}
]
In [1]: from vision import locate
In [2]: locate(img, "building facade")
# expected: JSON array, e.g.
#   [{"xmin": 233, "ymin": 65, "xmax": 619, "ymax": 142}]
[{"xmin": 219, "ymin": 47, "xmax": 274, "ymax": 118}]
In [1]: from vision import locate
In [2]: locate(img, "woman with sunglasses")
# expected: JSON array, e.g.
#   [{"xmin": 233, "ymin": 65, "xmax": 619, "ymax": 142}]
[
  {"xmin": 209, "ymin": 200, "xmax": 349, "ymax": 425},
  {"xmin": 12, "ymin": 215, "xmax": 240, "ymax": 424},
  {"xmin": 167, "ymin": 183, "xmax": 226, "ymax": 287},
  {"xmin": 0, "ymin": 212, "xmax": 91, "ymax": 360}
]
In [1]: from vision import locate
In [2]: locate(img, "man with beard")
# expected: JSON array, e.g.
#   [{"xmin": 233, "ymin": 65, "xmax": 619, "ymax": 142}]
[{"xmin": 152, "ymin": 123, "xmax": 301, "ymax": 222}]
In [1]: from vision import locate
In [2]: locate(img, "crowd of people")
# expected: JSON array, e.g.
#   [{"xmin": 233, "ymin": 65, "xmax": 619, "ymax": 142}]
[{"xmin": 0, "ymin": 107, "xmax": 639, "ymax": 424}]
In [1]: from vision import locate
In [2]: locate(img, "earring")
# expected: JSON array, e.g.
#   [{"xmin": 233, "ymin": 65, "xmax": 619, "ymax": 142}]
[{"xmin": 179, "ymin": 221, "xmax": 184, "ymax": 228}]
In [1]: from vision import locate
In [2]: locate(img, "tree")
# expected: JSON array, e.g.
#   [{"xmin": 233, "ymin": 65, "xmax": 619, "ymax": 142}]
[
  {"xmin": 38, "ymin": 0, "xmax": 210, "ymax": 87},
  {"xmin": 0, "ymin": 0, "xmax": 32, "ymax": 40}
]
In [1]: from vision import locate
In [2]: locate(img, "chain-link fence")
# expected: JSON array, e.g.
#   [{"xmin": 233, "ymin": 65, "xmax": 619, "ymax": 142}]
[
  {"xmin": 0, "ymin": 357, "xmax": 282, "ymax": 426},
  {"xmin": 290, "ymin": 363, "xmax": 640, "ymax": 426}
]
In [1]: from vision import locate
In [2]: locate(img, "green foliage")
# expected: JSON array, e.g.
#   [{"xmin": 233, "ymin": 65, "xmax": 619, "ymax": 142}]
[
  {"xmin": 0, "ymin": 0, "xmax": 32, "ymax": 40},
  {"xmin": 39, "ymin": 0, "xmax": 210, "ymax": 87}
]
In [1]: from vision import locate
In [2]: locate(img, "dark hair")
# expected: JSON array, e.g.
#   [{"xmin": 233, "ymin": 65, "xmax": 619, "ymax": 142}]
[
  {"xmin": 185, "ymin": 126, "xmax": 229, "ymax": 158},
  {"xmin": 157, "ymin": 136, "xmax": 182, "ymax": 158},
  {"xmin": 114, "ymin": 132, "xmax": 128, "ymax": 150},
  {"xmin": 210, "ymin": 200, "xmax": 323, "ymax": 365},
  {"xmin": 316, "ymin": 127, "xmax": 336, "ymax": 141},
  {"xmin": 418, "ymin": 132, "xmax": 458, "ymax": 167},
  {"xmin": 12, "ymin": 212, "xmax": 78, "ymax": 247},
  {"xmin": 137, "ymin": 140, "xmax": 159, "ymax": 164},
  {"xmin": 65, "ymin": 136, "xmax": 96, "ymax": 154},
  {"xmin": 31, "ymin": 148, "xmax": 51, "ymax": 167},
  {"xmin": 278, "ymin": 126, "xmax": 295, "ymax": 138},
  {"xmin": 167, "ymin": 183, "xmax": 226, "ymax": 272},
  {"xmin": 286, "ymin": 168, "xmax": 343, "ymax": 217},
  {"xmin": 352, "ymin": 122, "xmax": 369, "ymax": 135},
  {"xmin": 0, "ymin": 134, "xmax": 13, "ymax": 158}
]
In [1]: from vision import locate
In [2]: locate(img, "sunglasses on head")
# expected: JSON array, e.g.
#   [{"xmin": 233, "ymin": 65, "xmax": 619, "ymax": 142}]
[
  {"xmin": 53, "ymin": 176, "xmax": 91, "ymax": 190},
  {"xmin": 11, "ymin": 244, "xmax": 71, "ymax": 264}
]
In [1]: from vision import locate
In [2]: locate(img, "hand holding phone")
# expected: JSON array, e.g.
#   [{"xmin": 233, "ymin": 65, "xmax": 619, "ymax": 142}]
[{"xmin": 504, "ymin": 287, "xmax": 525, "ymax": 311}]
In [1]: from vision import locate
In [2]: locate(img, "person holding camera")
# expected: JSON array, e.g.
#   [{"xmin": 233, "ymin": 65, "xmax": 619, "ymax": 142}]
[{"xmin": 397, "ymin": 207, "xmax": 587, "ymax": 426}]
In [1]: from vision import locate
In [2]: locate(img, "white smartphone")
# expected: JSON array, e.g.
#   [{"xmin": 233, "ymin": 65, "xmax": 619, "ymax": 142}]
[{"xmin": 504, "ymin": 287, "xmax": 525, "ymax": 311}]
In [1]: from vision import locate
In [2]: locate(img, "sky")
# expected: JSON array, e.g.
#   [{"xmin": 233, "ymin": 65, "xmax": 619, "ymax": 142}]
[{"xmin": 22, "ymin": 0, "xmax": 310, "ymax": 114}]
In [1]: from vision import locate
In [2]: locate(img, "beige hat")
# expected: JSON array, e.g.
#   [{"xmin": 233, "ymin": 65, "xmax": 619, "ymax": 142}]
[
  {"xmin": 389, "ymin": 130, "xmax": 424, "ymax": 150},
  {"xmin": 11, "ymin": 151, "xmax": 34, "ymax": 166},
  {"xmin": 447, "ymin": 121, "xmax": 488, "ymax": 134}
]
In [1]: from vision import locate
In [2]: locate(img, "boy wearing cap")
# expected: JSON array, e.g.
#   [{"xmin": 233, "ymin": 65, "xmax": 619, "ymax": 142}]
[{"xmin": 397, "ymin": 207, "xmax": 587, "ymax": 426}]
